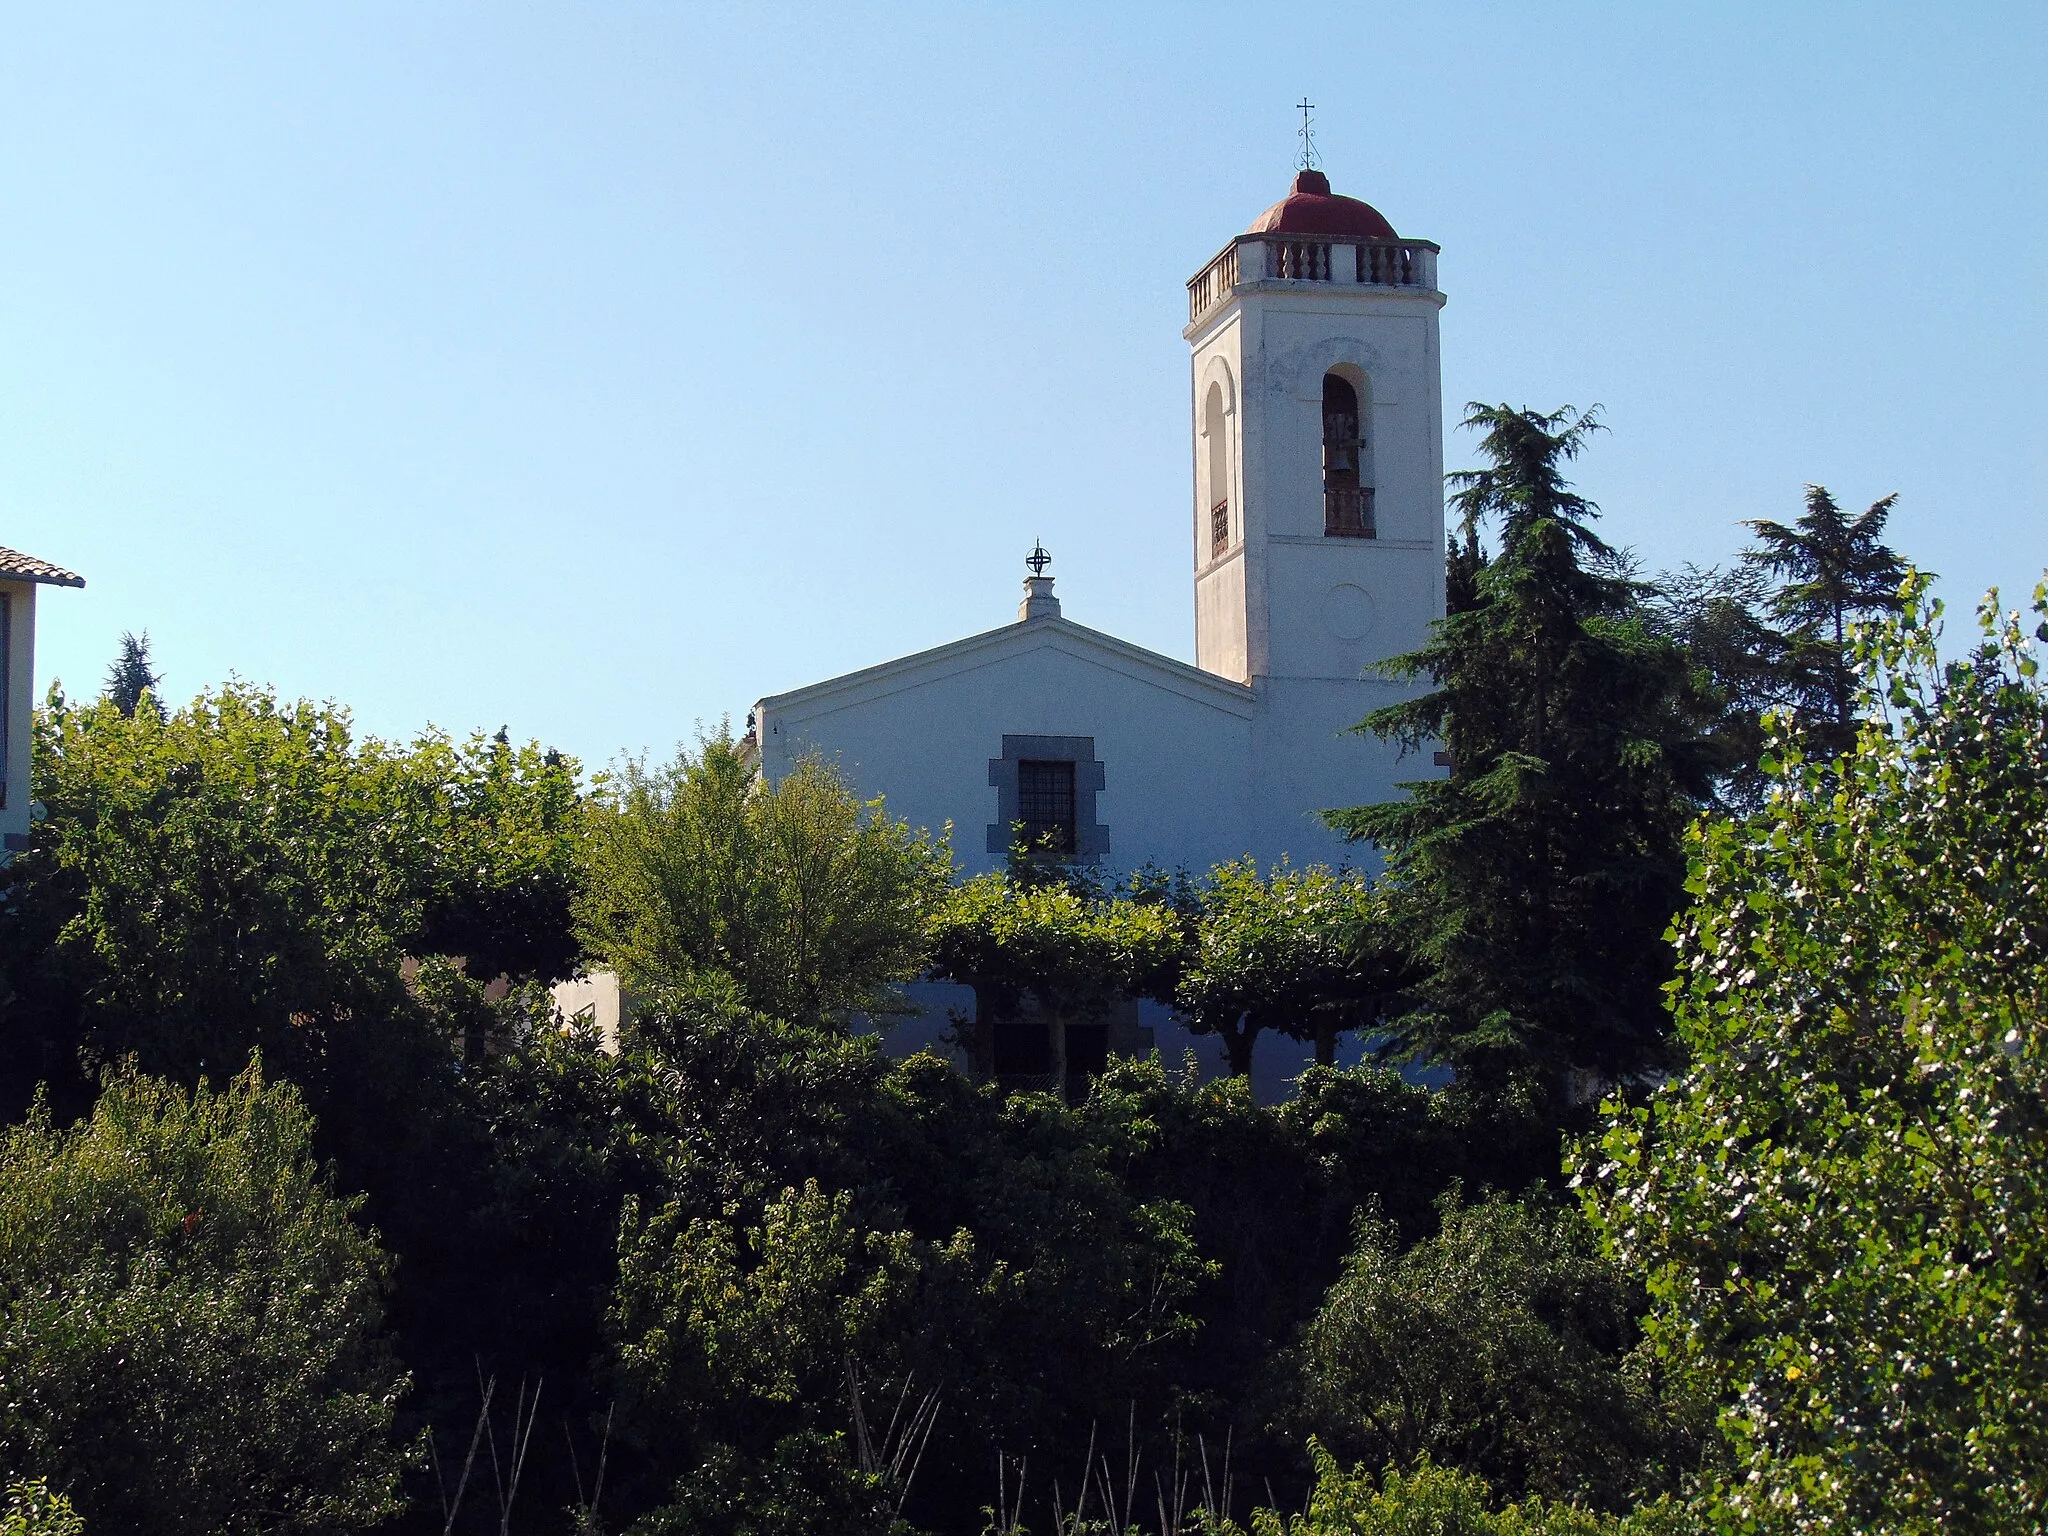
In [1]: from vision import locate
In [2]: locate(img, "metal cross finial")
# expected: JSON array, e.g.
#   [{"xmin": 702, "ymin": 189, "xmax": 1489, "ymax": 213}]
[
  {"xmin": 1026, "ymin": 541, "xmax": 1052, "ymax": 577},
  {"xmin": 1296, "ymin": 97, "xmax": 1320, "ymax": 171}
]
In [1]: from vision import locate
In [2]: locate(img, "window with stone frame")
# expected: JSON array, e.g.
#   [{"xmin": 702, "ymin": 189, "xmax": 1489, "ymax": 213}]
[{"xmin": 986, "ymin": 736, "xmax": 1107, "ymax": 861}]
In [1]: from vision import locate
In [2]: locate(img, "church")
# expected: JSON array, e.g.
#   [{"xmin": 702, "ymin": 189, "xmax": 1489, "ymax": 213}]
[
  {"xmin": 740, "ymin": 165, "xmax": 1451, "ymax": 1096},
  {"xmin": 752, "ymin": 165, "xmax": 1448, "ymax": 883}
]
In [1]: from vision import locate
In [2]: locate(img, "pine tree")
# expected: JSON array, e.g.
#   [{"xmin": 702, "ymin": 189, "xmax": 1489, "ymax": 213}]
[
  {"xmin": 102, "ymin": 631, "xmax": 161, "ymax": 717},
  {"xmin": 1741, "ymin": 484, "xmax": 1908, "ymax": 761},
  {"xmin": 1328, "ymin": 404, "xmax": 1717, "ymax": 1089}
]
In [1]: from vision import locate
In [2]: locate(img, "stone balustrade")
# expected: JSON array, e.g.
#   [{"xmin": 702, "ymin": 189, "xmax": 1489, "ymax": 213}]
[{"xmin": 1187, "ymin": 234, "xmax": 1440, "ymax": 323}]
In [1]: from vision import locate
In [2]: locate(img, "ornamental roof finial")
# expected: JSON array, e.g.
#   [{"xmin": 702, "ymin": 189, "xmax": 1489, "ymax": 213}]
[{"xmin": 1019, "ymin": 542, "xmax": 1059, "ymax": 621}]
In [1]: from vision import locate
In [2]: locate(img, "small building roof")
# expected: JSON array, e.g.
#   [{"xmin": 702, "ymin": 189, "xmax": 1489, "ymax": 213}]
[{"xmin": 0, "ymin": 546, "xmax": 85, "ymax": 587}]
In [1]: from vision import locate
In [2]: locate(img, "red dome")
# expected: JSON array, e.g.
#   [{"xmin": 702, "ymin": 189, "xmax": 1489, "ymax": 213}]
[{"xmin": 1247, "ymin": 169, "xmax": 1398, "ymax": 240}]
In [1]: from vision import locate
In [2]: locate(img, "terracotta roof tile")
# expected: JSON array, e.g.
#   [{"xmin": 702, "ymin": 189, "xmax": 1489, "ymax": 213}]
[{"xmin": 0, "ymin": 545, "xmax": 84, "ymax": 587}]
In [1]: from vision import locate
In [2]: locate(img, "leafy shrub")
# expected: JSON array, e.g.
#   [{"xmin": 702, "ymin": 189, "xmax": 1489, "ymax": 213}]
[
  {"xmin": 1, "ymin": 684, "xmax": 583, "ymax": 1125},
  {"xmin": 1242, "ymin": 1442, "xmax": 1690, "ymax": 1536},
  {"xmin": 0, "ymin": 1062, "xmax": 409, "ymax": 1535},
  {"xmin": 1300, "ymin": 1191, "xmax": 1672, "ymax": 1509},
  {"xmin": 0, "ymin": 1481, "xmax": 83, "ymax": 1536}
]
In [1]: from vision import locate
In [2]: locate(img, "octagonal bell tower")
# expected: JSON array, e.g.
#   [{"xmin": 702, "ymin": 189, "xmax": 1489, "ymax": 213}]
[{"xmin": 1185, "ymin": 169, "xmax": 1446, "ymax": 688}]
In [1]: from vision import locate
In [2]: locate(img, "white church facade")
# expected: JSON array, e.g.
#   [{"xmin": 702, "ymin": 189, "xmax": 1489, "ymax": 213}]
[{"xmin": 752, "ymin": 168, "xmax": 1448, "ymax": 883}]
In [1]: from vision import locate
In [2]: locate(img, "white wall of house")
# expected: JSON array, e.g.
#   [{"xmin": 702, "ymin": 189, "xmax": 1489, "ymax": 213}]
[{"xmin": 1, "ymin": 579, "xmax": 39, "ymax": 856}]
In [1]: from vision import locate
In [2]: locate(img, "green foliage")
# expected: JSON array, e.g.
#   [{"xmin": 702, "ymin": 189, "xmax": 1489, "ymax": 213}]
[
  {"xmin": 1654, "ymin": 487, "xmax": 1911, "ymax": 808},
  {"xmin": 1, "ymin": 683, "xmax": 585, "ymax": 1113},
  {"xmin": 577, "ymin": 969, "xmax": 1654, "ymax": 1531},
  {"xmin": 933, "ymin": 859, "xmax": 1410, "ymax": 1081},
  {"xmin": 630, "ymin": 1431, "xmax": 903, "ymax": 1536},
  {"xmin": 1174, "ymin": 860, "xmax": 1416, "ymax": 1076},
  {"xmin": 1299, "ymin": 1191, "xmax": 1675, "ymax": 1509},
  {"xmin": 611, "ymin": 1179, "xmax": 930, "ymax": 1536},
  {"xmin": 0, "ymin": 1481, "xmax": 84, "ymax": 1536},
  {"xmin": 589, "ymin": 987, "xmax": 1229, "ymax": 1530},
  {"xmin": 101, "ymin": 630, "xmax": 160, "ymax": 719},
  {"xmin": 1742, "ymin": 484, "xmax": 1908, "ymax": 757},
  {"xmin": 1583, "ymin": 579, "xmax": 2048, "ymax": 1532},
  {"xmin": 929, "ymin": 869, "xmax": 1185, "ymax": 1037},
  {"xmin": 1647, "ymin": 563, "xmax": 1787, "ymax": 810},
  {"xmin": 613, "ymin": 1178, "xmax": 922, "ymax": 1419},
  {"xmin": 1239, "ymin": 1444, "xmax": 1690, "ymax": 1536},
  {"xmin": 0, "ymin": 1062, "xmax": 409, "ymax": 1535},
  {"xmin": 576, "ymin": 734, "xmax": 952, "ymax": 1028},
  {"xmin": 1330, "ymin": 404, "xmax": 1717, "ymax": 1087}
]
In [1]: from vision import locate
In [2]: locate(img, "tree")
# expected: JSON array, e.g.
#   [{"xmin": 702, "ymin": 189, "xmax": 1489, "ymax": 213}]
[
  {"xmin": 1174, "ymin": 860, "xmax": 1417, "ymax": 1077},
  {"xmin": 575, "ymin": 734, "xmax": 951, "ymax": 1029},
  {"xmin": 0, "ymin": 1061, "xmax": 409, "ymax": 1535},
  {"xmin": 1299, "ymin": 1190, "xmax": 1677, "ymax": 1511},
  {"xmin": 1649, "ymin": 564, "xmax": 1786, "ymax": 810},
  {"xmin": 0, "ymin": 684, "xmax": 593, "ymax": 1499},
  {"xmin": 0, "ymin": 684, "xmax": 586, "ymax": 1117},
  {"xmin": 588, "ymin": 984, "xmax": 1216, "ymax": 1533},
  {"xmin": 101, "ymin": 631, "xmax": 160, "ymax": 717},
  {"xmin": 610, "ymin": 1178, "xmax": 932, "ymax": 1536},
  {"xmin": 926, "ymin": 867, "xmax": 1185, "ymax": 1079},
  {"xmin": 1584, "ymin": 578, "xmax": 2048, "ymax": 1532},
  {"xmin": 1741, "ymin": 484, "xmax": 1908, "ymax": 760},
  {"xmin": 1649, "ymin": 490, "xmax": 1912, "ymax": 808},
  {"xmin": 1328, "ymin": 404, "xmax": 1718, "ymax": 1088}
]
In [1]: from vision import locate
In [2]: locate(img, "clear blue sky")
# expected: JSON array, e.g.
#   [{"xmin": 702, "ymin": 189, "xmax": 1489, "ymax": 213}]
[{"xmin": 5, "ymin": 3, "xmax": 2043, "ymax": 769}]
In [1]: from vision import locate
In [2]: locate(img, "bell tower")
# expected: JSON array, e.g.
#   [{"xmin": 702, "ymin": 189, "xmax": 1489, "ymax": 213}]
[{"xmin": 1184, "ymin": 169, "xmax": 1446, "ymax": 687}]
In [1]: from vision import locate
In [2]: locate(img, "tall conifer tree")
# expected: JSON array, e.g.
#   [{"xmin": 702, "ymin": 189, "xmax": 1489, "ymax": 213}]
[
  {"xmin": 1742, "ymin": 484, "xmax": 1908, "ymax": 761},
  {"xmin": 102, "ymin": 631, "xmax": 160, "ymax": 718},
  {"xmin": 1328, "ymin": 404, "xmax": 1717, "ymax": 1088}
]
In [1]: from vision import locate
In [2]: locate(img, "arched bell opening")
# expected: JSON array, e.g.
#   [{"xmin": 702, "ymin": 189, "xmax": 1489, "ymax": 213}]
[
  {"xmin": 1321, "ymin": 371, "xmax": 1375, "ymax": 538},
  {"xmin": 1203, "ymin": 381, "xmax": 1232, "ymax": 558}
]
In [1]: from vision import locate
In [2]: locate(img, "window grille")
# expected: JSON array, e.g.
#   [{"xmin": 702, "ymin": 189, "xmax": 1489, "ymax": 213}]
[
  {"xmin": 1210, "ymin": 499, "xmax": 1230, "ymax": 558},
  {"xmin": 1016, "ymin": 759, "xmax": 1077, "ymax": 856},
  {"xmin": 988, "ymin": 736, "xmax": 1106, "ymax": 861}
]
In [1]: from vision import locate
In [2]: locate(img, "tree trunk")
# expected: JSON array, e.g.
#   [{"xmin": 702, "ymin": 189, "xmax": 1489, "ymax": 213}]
[
  {"xmin": 1314, "ymin": 1017, "xmax": 1338, "ymax": 1068},
  {"xmin": 1222, "ymin": 1014, "xmax": 1260, "ymax": 1077}
]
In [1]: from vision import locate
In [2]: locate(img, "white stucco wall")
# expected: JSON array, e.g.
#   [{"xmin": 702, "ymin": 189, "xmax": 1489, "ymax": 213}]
[
  {"xmin": 755, "ymin": 610, "xmax": 1261, "ymax": 878},
  {"xmin": 753, "ymin": 589, "xmax": 1435, "ymax": 884},
  {"xmin": 0, "ymin": 580, "xmax": 38, "ymax": 855},
  {"xmin": 1185, "ymin": 269, "xmax": 1448, "ymax": 694}
]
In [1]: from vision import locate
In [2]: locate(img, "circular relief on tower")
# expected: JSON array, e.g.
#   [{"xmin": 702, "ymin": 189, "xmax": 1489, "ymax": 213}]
[{"xmin": 1322, "ymin": 583, "xmax": 1375, "ymax": 641}]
